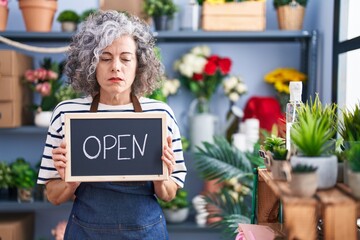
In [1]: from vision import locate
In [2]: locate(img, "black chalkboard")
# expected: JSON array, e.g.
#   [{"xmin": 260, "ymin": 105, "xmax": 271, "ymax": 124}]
[{"xmin": 64, "ymin": 112, "xmax": 168, "ymax": 182}]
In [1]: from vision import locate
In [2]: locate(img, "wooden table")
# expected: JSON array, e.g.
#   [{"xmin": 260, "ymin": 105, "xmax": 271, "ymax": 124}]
[{"xmin": 256, "ymin": 168, "xmax": 358, "ymax": 240}]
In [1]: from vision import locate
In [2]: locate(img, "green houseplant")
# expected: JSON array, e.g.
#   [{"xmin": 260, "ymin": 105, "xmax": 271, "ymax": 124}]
[
  {"xmin": 290, "ymin": 94, "xmax": 338, "ymax": 189},
  {"xmin": 262, "ymin": 136, "xmax": 288, "ymax": 180},
  {"xmin": 274, "ymin": 0, "xmax": 308, "ymax": 30},
  {"xmin": 345, "ymin": 143, "xmax": 360, "ymax": 199},
  {"xmin": 10, "ymin": 158, "xmax": 37, "ymax": 203},
  {"xmin": 0, "ymin": 161, "xmax": 12, "ymax": 189},
  {"xmin": 289, "ymin": 164, "xmax": 318, "ymax": 197},
  {"xmin": 143, "ymin": 0, "xmax": 178, "ymax": 31},
  {"xmin": 56, "ymin": 9, "xmax": 80, "ymax": 32},
  {"xmin": 158, "ymin": 189, "xmax": 190, "ymax": 223}
]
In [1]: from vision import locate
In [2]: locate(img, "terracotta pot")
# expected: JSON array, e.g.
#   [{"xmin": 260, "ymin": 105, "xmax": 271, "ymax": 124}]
[
  {"xmin": 289, "ymin": 172, "xmax": 317, "ymax": 197},
  {"xmin": 19, "ymin": 0, "xmax": 58, "ymax": 32},
  {"xmin": 277, "ymin": 5, "xmax": 305, "ymax": 30},
  {"xmin": 0, "ymin": 6, "xmax": 8, "ymax": 31}
]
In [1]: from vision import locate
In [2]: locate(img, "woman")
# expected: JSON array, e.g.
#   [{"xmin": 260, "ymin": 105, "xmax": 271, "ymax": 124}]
[{"xmin": 37, "ymin": 10, "xmax": 186, "ymax": 239}]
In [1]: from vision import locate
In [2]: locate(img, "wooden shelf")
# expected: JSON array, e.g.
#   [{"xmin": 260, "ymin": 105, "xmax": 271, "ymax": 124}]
[{"xmin": 256, "ymin": 168, "xmax": 359, "ymax": 240}]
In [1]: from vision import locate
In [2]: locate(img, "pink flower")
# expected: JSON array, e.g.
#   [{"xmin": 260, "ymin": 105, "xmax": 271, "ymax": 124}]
[
  {"xmin": 51, "ymin": 221, "xmax": 67, "ymax": 240},
  {"xmin": 36, "ymin": 82, "xmax": 52, "ymax": 96},
  {"xmin": 0, "ymin": 0, "xmax": 8, "ymax": 7},
  {"xmin": 47, "ymin": 70, "xmax": 58, "ymax": 80},
  {"xmin": 25, "ymin": 70, "xmax": 36, "ymax": 82},
  {"xmin": 35, "ymin": 68, "xmax": 48, "ymax": 80}
]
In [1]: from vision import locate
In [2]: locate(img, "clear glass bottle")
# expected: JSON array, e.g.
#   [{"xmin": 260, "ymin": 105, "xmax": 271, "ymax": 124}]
[{"xmin": 286, "ymin": 81, "xmax": 303, "ymax": 151}]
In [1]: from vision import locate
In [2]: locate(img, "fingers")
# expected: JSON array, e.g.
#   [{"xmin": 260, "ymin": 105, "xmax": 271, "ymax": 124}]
[
  {"xmin": 52, "ymin": 141, "xmax": 68, "ymax": 180},
  {"xmin": 163, "ymin": 136, "xmax": 175, "ymax": 175}
]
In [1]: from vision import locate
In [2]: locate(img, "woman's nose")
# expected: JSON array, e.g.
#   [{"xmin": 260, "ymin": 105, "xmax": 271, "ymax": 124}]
[{"xmin": 111, "ymin": 59, "xmax": 121, "ymax": 72}]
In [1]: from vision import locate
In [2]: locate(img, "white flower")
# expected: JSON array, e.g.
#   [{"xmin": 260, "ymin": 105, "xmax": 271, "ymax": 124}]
[
  {"xmin": 236, "ymin": 82, "xmax": 247, "ymax": 94},
  {"xmin": 229, "ymin": 92, "xmax": 239, "ymax": 102},
  {"xmin": 162, "ymin": 78, "xmax": 181, "ymax": 97},
  {"xmin": 191, "ymin": 45, "xmax": 211, "ymax": 57},
  {"xmin": 222, "ymin": 75, "xmax": 247, "ymax": 102}
]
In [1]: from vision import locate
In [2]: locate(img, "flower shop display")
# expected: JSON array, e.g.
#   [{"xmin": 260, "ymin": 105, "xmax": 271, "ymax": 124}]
[
  {"xmin": 264, "ymin": 67, "xmax": 307, "ymax": 112},
  {"xmin": 222, "ymin": 75, "xmax": 247, "ymax": 142},
  {"xmin": 290, "ymin": 94, "xmax": 338, "ymax": 189},
  {"xmin": 0, "ymin": 161, "xmax": 13, "ymax": 199},
  {"xmin": 0, "ymin": 0, "xmax": 8, "ymax": 31},
  {"xmin": 158, "ymin": 189, "xmax": 190, "ymax": 223},
  {"xmin": 201, "ymin": 0, "xmax": 266, "ymax": 31},
  {"xmin": 274, "ymin": 0, "xmax": 307, "ymax": 30},
  {"xmin": 174, "ymin": 45, "xmax": 232, "ymax": 151}
]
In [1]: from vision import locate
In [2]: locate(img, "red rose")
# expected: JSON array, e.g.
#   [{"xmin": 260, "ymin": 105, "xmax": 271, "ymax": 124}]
[
  {"xmin": 219, "ymin": 58, "xmax": 232, "ymax": 74},
  {"xmin": 208, "ymin": 55, "xmax": 219, "ymax": 64},
  {"xmin": 192, "ymin": 73, "xmax": 203, "ymax": 81},
  {"xmin": 204, "ymin": 61, "xmax": 217, "ymax": 76}
]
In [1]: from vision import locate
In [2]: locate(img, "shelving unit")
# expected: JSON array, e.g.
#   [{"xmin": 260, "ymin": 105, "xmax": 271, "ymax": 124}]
[{"xmin": 0, "ymin": 30, "xmax": 318, "ymax": 239}]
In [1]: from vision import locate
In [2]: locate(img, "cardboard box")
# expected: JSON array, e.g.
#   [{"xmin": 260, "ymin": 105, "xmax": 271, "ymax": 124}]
[
  {"xmin": 0, "ymin": 213, "xmax": 34, "ymax": 240},
  {"xmin": 0, "ymin": 50, "xmax": 33, "ymax": 128},
  {"xmin": 202, "ymin": 2, "xmax": 266, "ymax": 31},
  {"xmin": 99, "ymin": 0, "xmax": 147, "ymax": 20}
]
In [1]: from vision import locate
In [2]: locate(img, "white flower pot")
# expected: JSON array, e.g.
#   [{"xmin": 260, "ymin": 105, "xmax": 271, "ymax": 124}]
[
  {"xmin": 34, "ymin": 111, "xmax": 52, "ymax": 128},
  {"xmin": 289, "ymin": 172, "xmax": 318, "ymax": 197},
  {"xmin": 290, "ymin": 155, "xmax": 338, "ymax": 189},
  {"xmin": 190, "ymin": 113, "xmax": 218, "ymax": 152},
  {"xmin": 163, "ymin": 208, "xmax": 189, "ymax": 224}
]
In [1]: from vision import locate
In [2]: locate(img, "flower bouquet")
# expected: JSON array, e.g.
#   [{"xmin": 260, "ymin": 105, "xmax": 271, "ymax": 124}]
[
  {"xmin": 264, "ymin": 67, "xmax": 306, "ymax": 112},
  {"xmin": 24, "ymin": 58, "xmax": 62, "ymax": 112},
  {"xmin": 148, "ymin": 77, "xmax": 180, "ymax": 103},
  {"xmin": 173, "ymin": 45, "xmax": 232, "ymax": 110}
]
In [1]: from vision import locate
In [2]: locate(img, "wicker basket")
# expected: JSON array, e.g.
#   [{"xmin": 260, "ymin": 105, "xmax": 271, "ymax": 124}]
[{"xmin": 277, "ymin": 5, "xmax": 305, "ymax": 30}]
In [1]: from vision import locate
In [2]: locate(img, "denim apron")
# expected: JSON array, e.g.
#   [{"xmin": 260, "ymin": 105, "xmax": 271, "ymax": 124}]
[{"xmin": 64, "ymin": 93, "xmax": 168, "ymax": 240}]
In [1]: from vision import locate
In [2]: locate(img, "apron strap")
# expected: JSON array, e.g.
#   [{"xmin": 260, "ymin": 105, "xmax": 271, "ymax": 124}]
[{"xmin": 90, "ymin": 92, "xmax": 142, "ymax": 113}]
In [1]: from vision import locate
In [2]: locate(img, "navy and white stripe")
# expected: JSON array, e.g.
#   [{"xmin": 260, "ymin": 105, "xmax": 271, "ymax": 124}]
[{"xmin": 37, "ymin": 96, "xmax": 187, "ymax": 188}]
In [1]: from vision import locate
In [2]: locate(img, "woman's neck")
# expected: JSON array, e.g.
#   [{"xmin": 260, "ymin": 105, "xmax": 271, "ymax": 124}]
[{"xmin": 99, "ymin": 92, "xmax": 131, "ymax": 105}]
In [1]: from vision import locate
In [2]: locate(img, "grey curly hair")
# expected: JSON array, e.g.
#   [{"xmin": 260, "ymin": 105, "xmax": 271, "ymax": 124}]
[{"xmin": 64, "ymin": 10, "xmax": 164, "ymax": 97}]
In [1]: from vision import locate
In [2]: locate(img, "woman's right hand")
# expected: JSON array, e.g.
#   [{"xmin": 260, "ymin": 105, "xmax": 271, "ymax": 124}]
[{"xmin": 52, "ymin": 141, "xmax": 68, "ymax": 181}]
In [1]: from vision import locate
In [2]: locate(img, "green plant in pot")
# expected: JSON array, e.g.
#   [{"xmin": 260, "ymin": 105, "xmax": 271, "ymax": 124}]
[
  {"xmin": 290, "ymin": 94, "xmax": 338, "ymax": 189},
  {"xmin": 158, "ymin": 189, "xmax": 190, "ymax": 224},
  {"xmin": 56, "ymin": 9, "xmax": 80, "ymax": 32},
  {"xmin": 339, "ymin": 103, "xmax": 360, "ymax": 186},
  {"xmin": 344, "ymin": 142, "xmax": 360, "ymax": 199},
  {"xmin": 289, "ymin": 163, "xmax": 318, "ymax": 197},
  {"xmin": 0, "ymin": 161, "xmax": 13, "ymax": 199},
  {"xmin": 10, "ymin": 158, "xmax": 37, "ymax": 203},
  {"xmin": 143, "ymin": 0, "xmax": 178, "ymax": 31},
  {"xmin": 262, "ymin": 135, "xmax": 288, "ymax": 180},
  {"xmin": 273, "ymin": 0, "xmax": 308, "ymax": 30}
]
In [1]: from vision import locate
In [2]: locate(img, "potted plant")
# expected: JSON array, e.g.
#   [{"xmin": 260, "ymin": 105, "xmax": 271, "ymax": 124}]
[
  {"xmin": 56, "ymin": 9, "xmax": 80, "ymax": 32},
  {"xmin": 158, "ymin": 189, "xmax": 190, "ymax": 224},
  {"xmin": 262, "ymin": 135, "xmax": 289, "ymax": 180},
  {"xmin": 289, "ymin": 163, "xmax": 318, "ymax": 197},
  {"xmin": 290, "ymin": 94, "xmax": 338, "ymax": 189},
  {"xmin": 80, "ymin": 8, "xmax": 97, "ymax": 22},
  {"xmin": 143, "ymin": 0, "xmax": 178, "ymax": 31},
  {"xmin": 339, "ymin": 103, "xmax": 360, "ymax": 184},
  {"xmin": 0, "ymin": 161, "xmax": 13, "ymax": 199},
  {"xmin": 10, "ymin": 158, "xmax": 37, "ymax": 203},
  {"xmin": 274, "ymin": 0, "xmax": 307, "ymax": 30},
  {"xmin": 344, "ymin": 142, "xmax": 360, "ymax": 199}
]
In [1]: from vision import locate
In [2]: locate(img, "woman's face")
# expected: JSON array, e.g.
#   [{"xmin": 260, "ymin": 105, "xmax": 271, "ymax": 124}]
[{"xmin": 96, "ymin": 35, "xmax": 137, "ymax": 98}]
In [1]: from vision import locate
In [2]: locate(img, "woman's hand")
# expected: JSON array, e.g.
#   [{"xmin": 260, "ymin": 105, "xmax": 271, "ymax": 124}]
[
  {"xmin": 52, "ymin": 141, "xmax": 68, "ymax": 180},
  {"xmin": 153, "ymin": 136, "xmax": 179, "ymax": 202}
]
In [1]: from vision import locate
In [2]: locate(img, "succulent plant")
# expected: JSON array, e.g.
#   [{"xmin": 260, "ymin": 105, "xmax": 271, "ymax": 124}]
[{"xmin": 292, "ymin": 163, "xmax": 318, "ymax": 173}]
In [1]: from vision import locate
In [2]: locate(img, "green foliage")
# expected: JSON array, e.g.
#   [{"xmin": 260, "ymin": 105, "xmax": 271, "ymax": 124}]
[
  {"xmin": 143, "ymin": 0, "xmax": 178, "ymax": 17},
  {"xmin": 194, "ymin": 136, "xmax": 260, "ymax": 187},
  {"xmin": 263, "ymin": 136, "xmax": 288, "ymax": 160},
  {"xmin": 273, "ymin": 0, "xmax": 307, "ymax": 8},
  {"xmin": 339, "ymin": 103, "xmax": 360, "ymax": 142},
  {"xmin": 55, "ymin": 84, "xmax": 81, "ymax": 102},
  {"xmin": 10, "ymin": 158, "xmax": 37, "ymax": 189},
  {"xmin": 56, "ymin": 10, "xmax": 80, "ymax": 23},
  {"xmin": 345, "ymin": 142, "xmax": 360, "ymax": 172},
  {"xmin": 292, "ymin": 163, "xmax": 317, "ymax": 173},
  {"xmin": 181, "ymin": 137, "xmax": 190, "ymax": 152},
  {"xmin": 0, "ymin": 161, "xmax": 13, "ymax": 189},
  {"xmin": 157, "ymin": 189, "xmax": 189, "ymax": 209},
  {"xmin": 291, "ymin": 94, "xmax": 337, "ymax": 157},
  {"xmin": 80, "ymin": 9, "xmax": 97, "ymax": 22}
]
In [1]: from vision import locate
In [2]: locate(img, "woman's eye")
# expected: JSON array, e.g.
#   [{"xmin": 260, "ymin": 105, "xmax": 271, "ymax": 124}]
[
  {"xmin": 101, "ymin": 58, "xmax": 111, "ymax": 62},
  {"xmin": 122, "ymin": 59, "xmax": 131, "ymax": 62}
]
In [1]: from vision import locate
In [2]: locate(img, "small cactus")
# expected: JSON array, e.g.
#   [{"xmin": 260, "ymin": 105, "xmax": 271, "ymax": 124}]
[{"xmin": 292, "ymin": 163, "xmax": 318, "ymax": 173}]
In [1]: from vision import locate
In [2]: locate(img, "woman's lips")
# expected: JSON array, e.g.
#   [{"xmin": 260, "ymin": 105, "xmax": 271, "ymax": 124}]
[{"xmin": 109, "ymin": 77, "xmax": 123, "ymax": 83}]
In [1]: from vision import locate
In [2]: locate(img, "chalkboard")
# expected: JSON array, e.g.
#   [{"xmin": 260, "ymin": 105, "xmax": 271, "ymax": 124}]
[{"xmin": 64, "ymin": 112, "xmax": 168, "ymax": 182}]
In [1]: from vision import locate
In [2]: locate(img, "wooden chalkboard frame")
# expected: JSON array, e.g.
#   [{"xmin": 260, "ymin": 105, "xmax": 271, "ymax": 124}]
[{"xmin": 64, "ymin": 112, "xmax": 168, "ymax": 182}]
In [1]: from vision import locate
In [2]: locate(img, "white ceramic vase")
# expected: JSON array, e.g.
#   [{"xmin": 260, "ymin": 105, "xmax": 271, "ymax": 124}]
[
  {"xmin": 34, "ymin": 111, "xmax": 52, "ymax": 128},
  {"xmin": 290, "ymin": 155, "xmax": 338, "ymax": 189},
  {"xmin": 289, "ymin": 172, "xmax": 318, "ymax": 197},
  {"xmin": 163, "ymin": 208, "xmax": 189, "ymax": 224}
]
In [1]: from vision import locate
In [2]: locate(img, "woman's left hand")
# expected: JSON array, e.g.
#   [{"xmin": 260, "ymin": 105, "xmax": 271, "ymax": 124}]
[{"xmin": 162, "ymin": 136, "xmax": 176, "ymax": 175}]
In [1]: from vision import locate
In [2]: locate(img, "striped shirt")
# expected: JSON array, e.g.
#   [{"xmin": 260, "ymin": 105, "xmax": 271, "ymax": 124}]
[{"xmin": 37, "ymin": 96, "xmax": 187, "ymax": 188}]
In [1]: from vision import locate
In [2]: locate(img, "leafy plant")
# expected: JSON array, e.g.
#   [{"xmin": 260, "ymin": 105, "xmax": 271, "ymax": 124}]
[
  {"xmin": 292, "ymin": 163, "xmax": 317, "ymax": 173},
  {"xmin": 339, "ymin": 103, "xmax": 360, "ymax": 142},
  {"xmin": 10, "ymin": 158, "xmax": 37, "ymax": 189},
  {"xmin": 157, "ymin": 189, "xmax": 189, "ymax": 210},
  {"xmin": 263, "ymin": 136, "xmax": 288, "ymax": 160},
  {"xmin": 290, "ymin": 94, "xmax": 337, "ymax": 157},
  {"xmin": 345, "ymin": 142, "xmax": 360, "ymax": 172},
  {"xmin": 143, "ymin": 0, "xmax": 178, "ymax": 17},
  {"xmin": 0, "ymin": 161, "xmax": 13, "ymax": 189},
  {"xmin": 194, "ymin": 136, "xmax": 262, "ymax": 237},
  {"xmin": 80, "ymin": 8, "xmax": 97, "ymax": 22},
  {"xmin": 56, "ymin": 10, "xmax": 80, "ymax": 23},
  {"xmin": 273, "ymin": 0, "xmax": 308, "ymax": 9}
]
